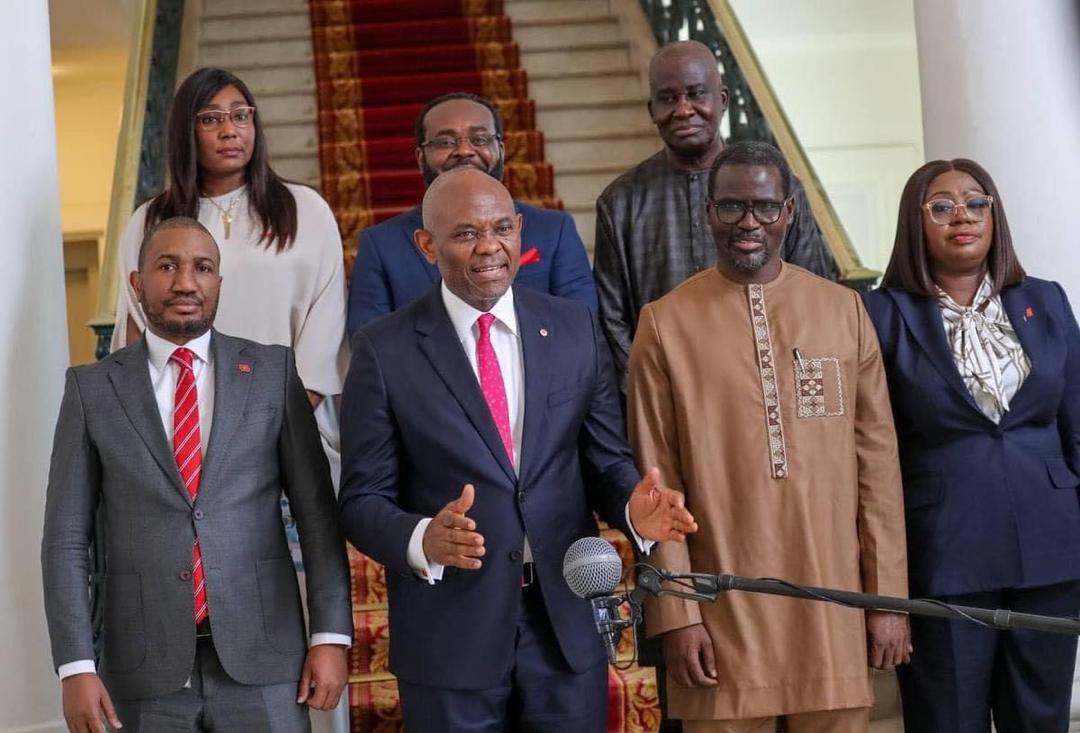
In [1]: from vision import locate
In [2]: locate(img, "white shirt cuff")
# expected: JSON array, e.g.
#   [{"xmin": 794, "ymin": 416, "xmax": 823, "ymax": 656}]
[
  {"xmin": 625, "ymin": 504, "xmax": 656, "ymax": 555},
  {"xmin": 58, "ymin": 659, "xmax": 96, "ymax": 680},
  {"xmin": 407, "ymin": 517, "xmax": 445, "ymax": 584},
  {"xmin": 310, "ymin": 632, "xmax": 352, "ymax": 648}
]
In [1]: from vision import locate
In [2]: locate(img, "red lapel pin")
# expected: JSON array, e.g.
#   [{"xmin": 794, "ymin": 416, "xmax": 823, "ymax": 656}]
[
  {"xmin": 520, "ymin": 247, "xmax": 541, "ymax": 266},
  {"xmin": 238, "ymin": 362, "xmax": 252, "ymax": 374},
  {"xmin": 1024, "ymin": 306, "xmax": 1035, "ymax": 321}
]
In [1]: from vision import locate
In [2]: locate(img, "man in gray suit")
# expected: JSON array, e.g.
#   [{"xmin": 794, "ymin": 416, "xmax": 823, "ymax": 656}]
[{"xmin": 41, "ymin": 217, "xmax": 353, "ymax": 732}]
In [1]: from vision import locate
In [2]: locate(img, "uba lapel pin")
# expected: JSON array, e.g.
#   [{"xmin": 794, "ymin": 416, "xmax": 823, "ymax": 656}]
[
  {"xmin": 237, "ymin": 361, "xmax": 252, "ymax": 374},
  {"xmin": 1024, "ymin": 306, "xmax": 1035, "ymax": 322}
]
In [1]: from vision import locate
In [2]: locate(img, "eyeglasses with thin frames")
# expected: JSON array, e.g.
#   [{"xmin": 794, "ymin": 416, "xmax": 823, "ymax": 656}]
[
  {"xmin": 420, "ymin": 133, "xmax": 502, "ymax": 151},
  {"xmin": 195, "ymin": 106, "xmax": 256, "ymax": 132},
  {"xmin": 708, "ymin": 198, "xmax": 787, "ymax": 225},
  {"xmin": 923, "ymin": 195, "xmax": 994, "ymax": 226}
]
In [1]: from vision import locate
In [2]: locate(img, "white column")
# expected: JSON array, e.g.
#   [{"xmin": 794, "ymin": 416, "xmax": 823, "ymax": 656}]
[
  {"xmin": 914, "ymin": 0, "xmax": 1080, "ymax": 721},
  {"xmin": 913, "ymin": 0, "xmax": 1080, "ymax": 299},
  {"xmin": 0, "ymin": 3, "xmax": 69, "ymax": 733}
]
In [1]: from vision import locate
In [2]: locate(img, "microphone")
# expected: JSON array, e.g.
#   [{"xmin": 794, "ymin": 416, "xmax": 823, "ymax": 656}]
[{"xmin": 563, "ymin": 536, "xmax": 628, "ymax": 664}]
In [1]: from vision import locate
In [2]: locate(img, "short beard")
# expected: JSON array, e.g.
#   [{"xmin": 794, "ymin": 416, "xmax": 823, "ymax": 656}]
[
  {"xmin": 421, "ymin": 156, "xmax": 505, "ymax": 187},
  {"xmin": 730, "ymin": 249, "xmax": 769, "ymax": 273},
  {"xmin": 143, "ymin": 302, "xmax": 217, "ymax": 341}
]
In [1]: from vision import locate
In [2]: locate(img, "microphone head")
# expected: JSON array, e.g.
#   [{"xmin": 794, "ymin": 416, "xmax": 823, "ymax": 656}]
[{"xmin": 563, "ymin": 536, "xmax": 624, "ymax": 599}]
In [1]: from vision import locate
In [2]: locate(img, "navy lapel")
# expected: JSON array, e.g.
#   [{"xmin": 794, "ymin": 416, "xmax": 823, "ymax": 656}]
[
  {"xmin": 415, "ymin": 289, "xmax": 517, "ymax": 483},
  {"xmin": 516, "ymin": 291, "xmax": 552, "ymax": 486},
  {"xmin": 403, "ymin": 207, "xmax": 440, "ymax": 285},
  {"xmin": 201, "ymin": 331, "xmax": 252, "ymax": 490},
  {"xmin": 1000, "ymin": 281, "xmax": 1046, "ymax": 416},
  {"xmin": 108, "ymin": 338, "xmax": 189, "ymax": 502},
  {"xmin": 890, "ymin": 289, "xmax": 983, "ymax": 413}
]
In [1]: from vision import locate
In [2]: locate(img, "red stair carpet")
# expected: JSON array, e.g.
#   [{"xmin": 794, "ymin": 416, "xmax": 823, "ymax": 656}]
[{"xmin": 309, "ymin": 2, "xmax": 660, "ymax": 731}]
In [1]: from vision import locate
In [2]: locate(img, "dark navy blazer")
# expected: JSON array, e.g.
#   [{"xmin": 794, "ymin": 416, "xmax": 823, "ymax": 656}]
[
  {"xmin": 338, "ymin": 285, "xmax": 638, "ymax": 690},
  {"xmin": 347, "ymin": 202, "xmax": 597, "ymax": 334},
  {"xmin": 863, "ymin": 278, "xmax": 1080, "ymax": 598}
]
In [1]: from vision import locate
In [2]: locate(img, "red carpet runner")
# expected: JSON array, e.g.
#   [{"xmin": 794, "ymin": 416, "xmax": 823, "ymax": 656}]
[{"xmin": 309, "ymin": 2, "xmax": 659, "ymax": 730}]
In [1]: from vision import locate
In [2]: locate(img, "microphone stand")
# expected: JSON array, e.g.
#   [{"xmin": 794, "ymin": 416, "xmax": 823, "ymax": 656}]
[{"xmin": 624, "ymin": 567, "xmax": 1080, "ymax": 636}]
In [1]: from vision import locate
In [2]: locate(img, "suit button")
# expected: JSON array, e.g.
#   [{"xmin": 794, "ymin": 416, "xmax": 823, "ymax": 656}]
[
  {"xmin": 509, "ymin": 550, "xmax": 523, "ymax": 561},
  {"xmin": 179, "ymin": 570, "xmax": 192, "ymax": 581},
  {"xmin": 517, "ymin": 491, "xmax": 525, "ymax": 502},
  {"xmin": 193, "ymin": 509, "xmax": 204, "ymax": 520}
]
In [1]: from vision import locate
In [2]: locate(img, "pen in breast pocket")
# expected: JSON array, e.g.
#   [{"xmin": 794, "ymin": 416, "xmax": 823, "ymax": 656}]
[{"xmin": 793, "ymin": 348, "xmax": 807, "ymax": 372}]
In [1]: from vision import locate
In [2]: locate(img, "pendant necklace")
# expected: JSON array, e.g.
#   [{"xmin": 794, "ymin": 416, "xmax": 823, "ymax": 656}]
[{"xmin": 204, "ymin": 191, "xmax": 244, "ymax": 239}]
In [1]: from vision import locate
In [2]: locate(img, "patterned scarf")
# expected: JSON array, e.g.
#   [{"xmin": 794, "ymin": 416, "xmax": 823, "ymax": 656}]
[{"xmin": 938, "ymin": 276, "xmax": 1031, "ymax": 423}]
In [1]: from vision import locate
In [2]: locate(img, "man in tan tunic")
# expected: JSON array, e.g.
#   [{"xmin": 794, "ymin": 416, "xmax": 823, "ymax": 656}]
[{"xmin": 628, "ymin": 141, "xmax": 910, "ymax": 732}]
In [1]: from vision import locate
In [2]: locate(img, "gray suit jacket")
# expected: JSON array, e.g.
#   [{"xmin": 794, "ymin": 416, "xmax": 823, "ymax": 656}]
[{"xmin": 41, "ymin": 330, "xmax": 352, "ymax": 700}]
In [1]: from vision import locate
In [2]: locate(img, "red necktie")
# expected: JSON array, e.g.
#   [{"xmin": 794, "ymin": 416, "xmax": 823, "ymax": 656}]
[
  {"xmin": 476, "ymin": 313, "xmax": 514, "ymax": 465},
  {"xmin": 171, "ymin": 348, "xmax": 208, "ymax": 624}
]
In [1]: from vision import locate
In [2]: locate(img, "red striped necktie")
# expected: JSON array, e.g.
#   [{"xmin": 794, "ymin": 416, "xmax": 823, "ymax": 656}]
[{"xmin": 170, "ymin": 347, "xmax": 208, "ymax": 624}]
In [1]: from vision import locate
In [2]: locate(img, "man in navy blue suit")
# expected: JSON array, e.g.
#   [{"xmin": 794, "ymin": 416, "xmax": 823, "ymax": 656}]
[
  {"xmin": 338, "ymin": 168, "xmax": 696, "ymax": 731},
  {"xmin": 346, "ymin": 92, "xmax": 597, "ymax": 333}
]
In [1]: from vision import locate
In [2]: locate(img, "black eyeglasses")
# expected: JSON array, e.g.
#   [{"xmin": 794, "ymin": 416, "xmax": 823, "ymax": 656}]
[
  {"xmin": 923, "ymin": 195, "xmax": 994, "ymax": 225},
  {"xmin": 708, "ymin": 199, "xmax": 787, "ymax": 225},
  {"xmin": 195, "ymin": 106, "xmax": 256, "ymax": 131},
  {"xmin": 420, "ymin": 133, "xmax": 502, "ymax": 151}
]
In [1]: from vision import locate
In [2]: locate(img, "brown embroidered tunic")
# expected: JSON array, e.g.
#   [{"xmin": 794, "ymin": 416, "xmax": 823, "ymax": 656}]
[{"xmin": 628, "ymin": 264, "xmax": 908, "ymax": 720}]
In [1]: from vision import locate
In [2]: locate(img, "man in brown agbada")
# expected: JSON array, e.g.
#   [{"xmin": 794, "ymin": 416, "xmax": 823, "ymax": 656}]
[{"xmin": 628, "ymin": 141, "xmax": 910, "ymax": 732}]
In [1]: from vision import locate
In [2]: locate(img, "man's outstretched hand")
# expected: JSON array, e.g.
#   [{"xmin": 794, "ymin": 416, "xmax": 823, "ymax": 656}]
[
  {"xmin": 422, "ymin": 483, "xmax": 486, "ymax": 569},
  {"xmin": 628, "ymin": 467, "xmax": 697, "ymax": 542}
]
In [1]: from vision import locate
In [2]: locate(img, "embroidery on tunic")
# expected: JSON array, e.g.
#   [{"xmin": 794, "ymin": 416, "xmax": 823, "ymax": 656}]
[
  {"xmin": 747, "ymin": 283, "xmax": 789, "ymax": 479},
  {"xmin": 794, "ymin": 356, "xmax": 845, "ymax": 418}
]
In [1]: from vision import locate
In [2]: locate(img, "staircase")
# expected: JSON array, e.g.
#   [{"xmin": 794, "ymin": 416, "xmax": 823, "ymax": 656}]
[
  {"xmin": 199, "ymin": 0, "xmax": 322, "ymax": 189},
  {"xmin": 505, "ymin": 0, "xmax": 662, "ymax": 252}
]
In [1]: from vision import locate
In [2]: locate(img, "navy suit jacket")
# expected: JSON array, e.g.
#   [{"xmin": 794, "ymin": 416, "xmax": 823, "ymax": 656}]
[
  {"xmin": 347, "ymin": 202, "xmax": 598, "ymax": 334},
  {"xmin": 863, "ymin": 278, "xmax": 1080, "ymax": 598},
  {"xmin": 338, "ymin": 285, "xmax": 638, "ymax": 689}
]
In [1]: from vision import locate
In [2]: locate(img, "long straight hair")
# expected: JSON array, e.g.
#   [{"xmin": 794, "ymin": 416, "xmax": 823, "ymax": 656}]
[
  {"xmin": 882, "ymin": 158, "xmax": 1024, "ymax": 297},
  {"xmin": 144, "ymin": 67, "xmax": 297, "ymax": 251}
]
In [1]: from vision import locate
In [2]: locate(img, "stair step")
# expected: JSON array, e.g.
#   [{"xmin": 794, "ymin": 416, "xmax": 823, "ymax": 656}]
[
  {"xmin": 536, "ymin": 100, "xmax": 649, "ymax": 137},
  {"xmin": 201, "ymin": 0, "xmax": 308, "ymax": 19},
  {"xmin": 530, "ymin": 70, "xmax": 645, "ymax": 105},
  {"xmin": 553, "ymin": 166, "xmax": 626, "ymax": 208},
  {"xmin": 504, "ymin": 0, "xmax": 613, "ymax": 22},
  {"xmin": 275, "ymin": 153, "xmax": 321, "ymax": 186},
  {"xmin": 546, "ymin": 132, "xmax": 661, "ymax": 169},
  {"xmin": 520, "ymin": 43, "xmax": 632, "ymax": 76},
  {"xmin": 255, "ymin": 91, "xmax": 319, "ymax": 125},
  {"xmin": 263, "ymin": 120, "xmax": 319, "ymax": 156},
  {"xmin": 226, "ymin": 64, "xmax": 316, "ymax": 96},
  {"xmin": 200, "ymin": 37, "xmax": 312, "ymax": 68},
  {"xmin": 201, "ymin": 11, "xmax": 309, "ymax": 41},
  {"xmin": 514, "ymin": 17, "xmax": 622, "ymax": 50}
]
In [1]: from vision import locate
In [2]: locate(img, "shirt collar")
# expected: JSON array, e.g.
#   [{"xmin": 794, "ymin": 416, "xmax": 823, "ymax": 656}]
[
  {"xmin": 144, "ymin": 328, "xmax": 213, "ymax": 371},
  {"xmin": 440, "ymin": 282, "xmax": 518, "ymax": 343}
]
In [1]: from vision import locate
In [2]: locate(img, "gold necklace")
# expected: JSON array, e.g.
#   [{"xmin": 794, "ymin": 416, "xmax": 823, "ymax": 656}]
[{"xmin": 203, "ymin": 191, "xmax": 244, "ymax": 239}]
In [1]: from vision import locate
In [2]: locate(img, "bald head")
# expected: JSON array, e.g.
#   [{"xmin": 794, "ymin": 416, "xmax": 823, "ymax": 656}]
[
  {"xmin": 416, "ymin": 167, "xmax": 521, "ymax": 311},
  {"xmin": 648, "ymin": 41, "xmax": 728, "ymax": 166}
]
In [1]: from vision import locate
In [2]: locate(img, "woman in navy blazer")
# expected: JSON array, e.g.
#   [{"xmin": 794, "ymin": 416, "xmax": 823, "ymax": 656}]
[{"xmin": 863, "ymin": 159, "xmax": 1080, "ymax": 732}]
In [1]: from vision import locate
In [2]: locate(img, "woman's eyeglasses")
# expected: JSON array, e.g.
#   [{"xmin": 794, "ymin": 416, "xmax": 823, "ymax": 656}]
[
  {"xmin": 195, "ymin": 106, "xmax": 256, "ymax": 131},
  {"xmin": 923, "ymin": 195, "xmax": 994, "ymax": 225}
]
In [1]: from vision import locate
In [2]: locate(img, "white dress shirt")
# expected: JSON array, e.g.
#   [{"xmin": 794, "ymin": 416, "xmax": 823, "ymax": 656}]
[
  {"xmin": 58, "ymin": 329, "xmax": 348, "ymax": 682},
  {"xmin": 406, "ymin": 284, "xmax": 651, "ymax": 583}
]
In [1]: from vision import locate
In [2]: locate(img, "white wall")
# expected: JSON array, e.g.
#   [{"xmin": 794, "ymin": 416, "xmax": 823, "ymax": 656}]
[
  {"xmin": 0, "ymin": 4, "xmax": 69, "ymax": 733},
  {"xmin": 729, "ymin": 0, "xmax": 925, "ymax": 273},
  {"xmin": 914, "ymin": 0, "xmax": 1080, "ymax": 302}
]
